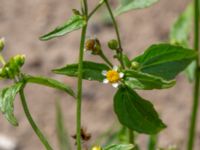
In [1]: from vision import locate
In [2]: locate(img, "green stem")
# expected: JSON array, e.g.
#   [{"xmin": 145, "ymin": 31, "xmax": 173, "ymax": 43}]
[
  {"xmin": 19, "ymin": 88, "xmax": 53, "ymax": 150},
  {"xmin": 104, "ymin": 0, "xmax": 125, "ymax": 69},
  {"xmin": 187, "ymin": 0, "xmax": 199, "ymax": 150},
  {"xmin": 148, "ymin": 135, "xmax": 157, "ymax": 150},
  {"xmin": 76, "ymin": 1, "xmax": 88, "ymax": 149},
  {"xmin": 88, "ymin": 0, "xmax": 105, "ymax": 19},
  {"xmin": 99, "ymin": 51, "xmax": 113, "ymax": 67},
  {"xmin": 129, "ymin": 129, "xmax": 134, "ymax": 145}
]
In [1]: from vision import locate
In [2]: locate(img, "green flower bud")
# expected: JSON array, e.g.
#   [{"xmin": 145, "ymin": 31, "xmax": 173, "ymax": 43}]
[
  {"xmin": 108, "ymin": 39, "xmax": 118, "ymax": 50},
  {"xmin": 131, "ymin": 61, "xmax": 140, "ymax": 70},
  {"xmin": 85, "ymin": 38, "xmax": 101, "ymax": 55},
  {"xmin": 0, "ymin": 54, "xmax": 25, "ymax": 79},
  {"xmin": 0, "ymin": 38, "xmax": 5, "ymax": 52}
]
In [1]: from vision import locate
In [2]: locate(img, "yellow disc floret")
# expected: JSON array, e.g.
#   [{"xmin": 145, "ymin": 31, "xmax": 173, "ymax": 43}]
[
  {"xmin": 92, "ymin": 146, "xmax": 102, "ymax": 150},
  {"xmin": 106, "ymin": 70, "xmax": 120, "ymax": 83}
]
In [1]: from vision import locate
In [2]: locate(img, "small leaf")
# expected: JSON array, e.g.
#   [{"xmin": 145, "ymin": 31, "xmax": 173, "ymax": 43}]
[
  {"xmin": 104, "ymin": 144, "xmax": 134, "ymax": 150},
  {"xmin": 53, "ymin": 61, "xmax": 110, "ymax": 82},
  {"xmin": 114, "ymin": 86, "xmax": 166, "ymax": 134},
  {"xmin": 124, "ymin": 70, "xmax": 175, "ymax": 90},
  {"xmin": 132, "ymin": 43, "xmax": 197, "ymax": 80},
  {"xmin": 0, "ymin": 82, "xmax": 24, "ymax": 126},
  {"xmin": 24, "ymin": 75, "xmax": 76, "ymax": 98},
  {"xmin": 170, "ymin": 4, "xmax": 193, "ymax": 47},
  {"xmin": 122, "ymin": 54, "xmax": 131, "ymax": 68},
  {"xmin": 115, "ymin": 0, "xmax": 159, "ymax": 16},
  {"xmin": 40, "ymin": 15, "xmax": 85, "ymax": 41}
]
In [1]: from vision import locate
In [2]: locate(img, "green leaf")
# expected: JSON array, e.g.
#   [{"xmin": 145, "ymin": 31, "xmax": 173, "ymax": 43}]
[
  {"xmin": 104, "ymin": 144, "xmax": 134, "ymax": 150},
  {"xmin": 24, "ymin": 75, "xmax": 76, "ymax": 98},
  {"xmin": 115, "ymin": 0, "xmax": 159, "ymax": 16},
  {"xmin": 40, "ymin": 15, "xmax": 85, "ymax": 41},
  {"xmin": 56, "ymin": 100, "xmax": 71, "ymax": 150},
  {"xmin": 114, "ymin": 86, "xmax": 166, "ymax": 134},
  {"xmin": 123, "ymin": 54, "xmax": 131, "ymax": 68},
  {"xmin": 0, "ymin": 82, "xmax": 24, "ymax": 126},
  {"xmin": 53, "ymin": 61, "xmax": 110, "ymax": 82},
  {"xmin": 170, "ymin": 4, "xmax": 193, "ymax": 47},
  {"xmin": 124, "ymin": 70, "xmax": 175, "ymax": 90},
  {"xmin": 132, "ymin": 44, "xmax": 197, "ymax": 80}
]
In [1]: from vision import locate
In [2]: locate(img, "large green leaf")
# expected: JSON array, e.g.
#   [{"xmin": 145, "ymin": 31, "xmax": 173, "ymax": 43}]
[
  {"xmin": 0, "ymin": 82, "xmax": 24, "ymax": 126},
  {"xmin": 104, "ymin": 144, "xmax": 134, "ymax": 150},
  {"xmin": 115, "ymin": 0, "xmax": 159, "ymax": 16},
  {"xmin": 132, "ymin": 44, "xmax": 197, "ymax": 80},
  {"xmin": 124, "ymin": 70, "xmax": 175, "ymax": 90},
  {"xmin": 24, "ymin": 75, "xmax": 76, "ymax": 98},
  {"xmin": 114, "ymin": 86, "xmax": 166, "ymax": 134},
  {"xmin": 53, "ymin": 61, "xmax": 110, "ymax": 82},
  {"xmin": 170, "ymin": 4, "xmax": 193, "ymax": 47},
  {"xmin": 40, "ymin": 15, "xmax": 85, "ymax": 41}
]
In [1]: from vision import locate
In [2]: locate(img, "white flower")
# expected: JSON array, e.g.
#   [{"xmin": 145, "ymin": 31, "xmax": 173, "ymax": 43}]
[{"xmin": 102, "ymin": 66, "xmax": 124, "ymax": 88}]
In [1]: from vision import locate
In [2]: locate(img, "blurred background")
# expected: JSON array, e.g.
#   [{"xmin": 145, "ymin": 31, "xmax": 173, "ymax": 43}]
[{"xmin": 0, "ymin": 0, "xmax": 199, "ymax": 149}]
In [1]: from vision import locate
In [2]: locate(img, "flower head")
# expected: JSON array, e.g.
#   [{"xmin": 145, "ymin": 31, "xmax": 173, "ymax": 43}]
[
  {"xmin": 91, "ymin": 145, "xmax": 102, "ymax": 150},
  {"xmin": 84, "ymin": 38, "xmax": 101, "ymax": 55},
  {"xmin": 102, "ymin": 66, "xmax": 124, "ymax": 88}
]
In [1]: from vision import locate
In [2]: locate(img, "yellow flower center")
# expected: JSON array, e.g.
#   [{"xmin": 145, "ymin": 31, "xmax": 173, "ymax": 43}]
[
  {"xmin": 106, "ymin": 70, "xmax": 120, "ymax": 83},
  {"xmin": 92, "ymin": 146, "xmax": 102, "ymax": 150}
]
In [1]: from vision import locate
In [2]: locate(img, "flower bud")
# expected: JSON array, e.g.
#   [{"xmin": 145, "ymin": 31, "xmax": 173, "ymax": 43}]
[
  {"xmin": 0, "ymin": 38, "xmax": 5, "ymax": 52},
  {"xmin": 131, "ymin": 61, "xmax": 140, "ymax": 70},
  {"xmin": 108, "ymin": 39, "xmax": 118, "ymax": 50},
  {"xmin": 91, "ymin": 146, "xmax": 102, "ymax": 150},
  {"xmin": 85, "ymin": 38, "xmax": 101, "ymax": 55}
]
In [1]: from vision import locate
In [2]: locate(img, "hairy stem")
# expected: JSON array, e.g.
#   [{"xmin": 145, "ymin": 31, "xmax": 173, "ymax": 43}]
[
  {"xmin": 187, "ymin": 0, "xmax": 199, "ymax": 150},
  {"xmin": 76, "ymin": 1, "xmax": 88, "ymax": 149},
  {"xmin": 104, "ymin": 0, "xmax": 125, "ymax": 69},
  {"xmin": 19, "ymin": 88, "xmax": 53, "ymax": 150}
]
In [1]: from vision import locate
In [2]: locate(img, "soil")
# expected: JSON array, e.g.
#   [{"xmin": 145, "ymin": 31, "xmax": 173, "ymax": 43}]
[{"xmin": 0, "ymin": 0, "xmax": 200, "ymax": 150}]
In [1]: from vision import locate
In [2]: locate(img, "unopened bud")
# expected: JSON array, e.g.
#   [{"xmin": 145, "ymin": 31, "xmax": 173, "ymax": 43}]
[
  {"xmin": 0, "ymin": 38, "xmax": 5, "ymax": 52},
  {"xmin": 13, "ymin": 54, "xmax": 26, "ymax": 67},
  {"xmin": 108, "ymin": 39, "xmax": 118, "ymax": 50},
  {"xmin": 131, "ymin": 61, "xmax": 140, "ymax": 70},
  {"xmin": 85, "ymin": 38, "xmax": 101, "ymax": 55},
  {"xmin": 92, "ymin": 146, "xmax": 102, "ymax": 150}
]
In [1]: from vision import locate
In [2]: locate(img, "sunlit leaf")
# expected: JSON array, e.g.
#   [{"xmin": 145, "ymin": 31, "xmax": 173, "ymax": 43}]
[
  {"xmin": 114, "ymin": 86, "xmax": 166, "ymax": 134},
  {"xmin": 40, "ymin": 15, "xmax": 85, "ymax": 41},
  {"xmin": 53, "ymin": 61, "xmax": 110, "ymax": 82},
  {"xmin": 115, "ymin": 0, "xmax": 159, "ymax": 16},
  {"xmin": 124, "ymin": 70, "xmax": 175, "ymax": 90},
  {"xmin": 24, "ymin": 75, "xmax": 76, "ymax": 98},
  {"xmin": 132, "ymin": 44, "xmax": 197, "ymax": 80},
  {"xmin": 0, "ymin": 82, "xmax": 24, "ymax": 126}
]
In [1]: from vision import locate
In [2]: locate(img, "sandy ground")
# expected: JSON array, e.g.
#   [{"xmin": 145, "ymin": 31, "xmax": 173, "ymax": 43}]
[{"xmin": 0, "ymin": 0, "xmax": 200, "ymax": 150}]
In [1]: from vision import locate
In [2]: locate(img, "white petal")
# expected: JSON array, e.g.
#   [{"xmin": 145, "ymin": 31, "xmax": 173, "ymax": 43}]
[
  {"xmin": 119, "ymin": 72, "xmax": 124, "ymax": 78},
  {"xmin": 103, "ymin": 79, "xmax": 109, "ymax": 84},
  {"xmin": 102, "ymin": 70, "xmax": 107, "ymax": 76},
  {"xmin": 112, "ymin": 83, "xmax": 119, "ymax": 88},
  {"xmin": 113, "ymin": 65, "xmax": 118, "ymax": 71}
]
